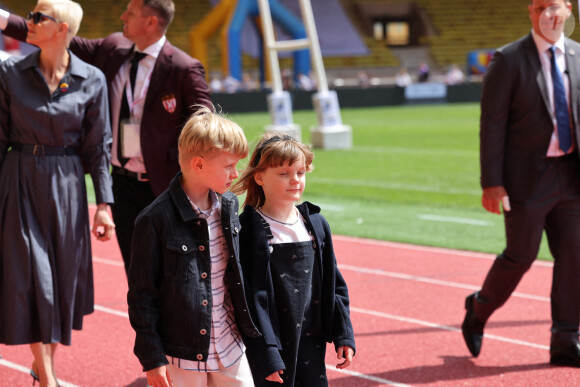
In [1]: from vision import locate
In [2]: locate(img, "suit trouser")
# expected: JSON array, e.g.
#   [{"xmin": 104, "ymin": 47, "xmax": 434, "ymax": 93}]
[
  {"xmin": 112, "ymin": 173, "xmax": 156, "ymax": 275},
  {"xmin": 474, "ymin": 156, "xmax": 580, "ymax": 345}
]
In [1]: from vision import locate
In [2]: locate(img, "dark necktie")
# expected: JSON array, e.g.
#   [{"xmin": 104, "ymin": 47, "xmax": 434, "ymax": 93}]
[
  {"xmin": 549, "ymin": 46, "xmax": 572, "ymax": 153},
  {"xmin": 118, "ymin": 51, "xmax": 147, "ymax": 166}
]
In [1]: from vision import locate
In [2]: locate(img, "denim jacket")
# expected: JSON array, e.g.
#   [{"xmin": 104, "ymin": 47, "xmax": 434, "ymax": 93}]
[
  {"xmin": 127, "ymin": 172, "xmax": 260, "ymax": 372},
  {"xmin": 239, "ymin": 202, "xmax": 356, "ymax": 379}
]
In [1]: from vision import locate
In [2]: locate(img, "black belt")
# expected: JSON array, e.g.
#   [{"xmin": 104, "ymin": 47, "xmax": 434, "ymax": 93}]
[
  {"xmin": 11, "ymin": 142, "xmax": 77, "ymax": 156},
  {"xmin": 544, "ymin": 151, "xmax": 578, "ymax": 162},
  {"xmin": 112, "ymin": 166, "xmax": 149, "ymax": 182}
]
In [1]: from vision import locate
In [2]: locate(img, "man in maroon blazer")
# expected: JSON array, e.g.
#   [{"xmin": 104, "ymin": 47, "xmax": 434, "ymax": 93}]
[
  {"xmin": 2, "ymin": 0, "xmax": 212, "ymax": 274},
  {"xmin": 463, "ymin": 0, "xmax": 580, "ymax": 367}
]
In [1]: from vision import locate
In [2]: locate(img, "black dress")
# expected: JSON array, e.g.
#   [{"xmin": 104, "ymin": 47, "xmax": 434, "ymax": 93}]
[
  {"xmin": 0, "ymin": 51, "xmax": 113, "ymax": 346},
  {"xmin": 258, "ymin": 222, "xmax": 327, "ymax": 387}
]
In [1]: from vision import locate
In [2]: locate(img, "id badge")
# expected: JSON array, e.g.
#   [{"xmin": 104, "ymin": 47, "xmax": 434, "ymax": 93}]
[{"xmin": 120, "ymin": 120, "xmax": 142, "ymax": 158}]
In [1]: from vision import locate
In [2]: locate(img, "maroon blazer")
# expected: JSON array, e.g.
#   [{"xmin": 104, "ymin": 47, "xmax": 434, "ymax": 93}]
[{"xmin": 4, "ymin": 15, "xmax": 212, "ymax": 196}]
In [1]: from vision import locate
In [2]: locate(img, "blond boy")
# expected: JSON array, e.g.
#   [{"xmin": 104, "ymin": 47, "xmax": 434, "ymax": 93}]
[{"xmin": 127, "ymin": 106, "xmax": 260, "ymax": 387}]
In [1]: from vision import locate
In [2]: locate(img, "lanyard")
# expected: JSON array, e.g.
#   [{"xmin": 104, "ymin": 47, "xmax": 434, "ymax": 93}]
[{"xmin": 125, "ymin": 70, "xmax": 152, "ymax": 115}]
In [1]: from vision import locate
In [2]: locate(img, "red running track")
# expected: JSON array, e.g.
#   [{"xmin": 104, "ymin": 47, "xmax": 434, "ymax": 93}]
[{"xmin": 1, "ymin": 207, "xmax": 580, "ymax": 386}]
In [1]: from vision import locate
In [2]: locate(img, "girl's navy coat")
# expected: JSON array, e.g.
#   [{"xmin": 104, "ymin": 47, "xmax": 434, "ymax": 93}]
[{"xmin": 239, "ymin": 202, "xmax": 356, "ymax": 379}]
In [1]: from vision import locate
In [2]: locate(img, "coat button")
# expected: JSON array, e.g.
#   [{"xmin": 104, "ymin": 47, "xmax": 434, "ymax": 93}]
[
  {"xmin": 200, "ymin": 329, "xmax": 207, "ymax": 335},
  {"xmin": 181, "ymin": 245, "xmax": 188, "ymax": 252},
  {"xmin": 198, "ymin": 245, "xmax": 205, "ymax": 252},
  {"xmin": 202, "ymin": 300, "xmax": 208, "ymax": 306},
  {"xmin": 196, "ymin": 354, "xmax": 203, "ymax": 360},
  {"xmin": 201, "ymin": 272, "xmax": 208, "ymax": 279}
]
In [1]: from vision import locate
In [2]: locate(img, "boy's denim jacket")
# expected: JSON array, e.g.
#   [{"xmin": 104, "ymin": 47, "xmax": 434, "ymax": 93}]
[{"xmin": 127, "ymin": 172, "xmax": 260, "ymax": 372}]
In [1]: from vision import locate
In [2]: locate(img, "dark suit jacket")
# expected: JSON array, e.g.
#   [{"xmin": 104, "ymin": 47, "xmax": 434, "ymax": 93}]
[
  {"xmin": 480, "ymin": 33, "xmax": 580, "ymax": 203},
  {"xmin": 4, "ymin": 15, "xmax": 212, "ymax": 196}
]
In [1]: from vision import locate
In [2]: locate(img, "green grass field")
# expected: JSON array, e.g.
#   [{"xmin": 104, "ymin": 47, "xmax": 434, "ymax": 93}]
[{"xmin": 88, "ymin": 103, "xmax": 553, "ymax": 260}]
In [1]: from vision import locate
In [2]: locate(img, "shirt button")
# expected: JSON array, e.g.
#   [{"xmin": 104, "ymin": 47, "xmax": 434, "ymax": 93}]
[
  {"xmin": 181, "ymin": 245, "xmax": 188, "ymax": 252},
  {"xmin": 196, "ymin": 354, "xmax": 203, "ymax": 360},
  {"xmin": 201, "ymin": 272, "xmax": 208, "ymax": 279},
  {"xmin": 200, "ymin": 329, "xmax": 207, "ymax": 335},
  {"xmin": 202, "ymin": 300, "xmax": 208, "ymax": 306},
  {"xmin": 198, "ymin": 245, "xmax": 205, "ymax": 252}
]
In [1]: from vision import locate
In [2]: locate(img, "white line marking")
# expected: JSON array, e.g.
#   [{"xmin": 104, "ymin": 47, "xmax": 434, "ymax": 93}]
[
  {"xmin": 325, "ymin": 364, "xmax": 411, "ymax": 386},
  {"xmin": 350, "ymin": 307, "xmax": 550, "ymax": 351},
  {"xmin": 418, "ymin": 214, "xmax": 490, "ymax": 226},
  {"xmin": 333, "ymin": 235, "xmax": 554, "ymax": 268},
  {"xmin": 93, "ymin": 256, "xmax": 124, "ymax": 267},
  {"xmin": 94, "ymin": 304, "xmax": 129, "ymax": 318},
  {"xmin": 352, "ymin": 146, "xmax": 477, "ymax": 158},
  {"xmin": 339, "ymin": 264, "xmax": 551, "ymax": 302},
  {"xmin": 309, "ymin": 177, "xmax": 481, "ymax": 196},
  {"xmin": 0, "ymin": 358, "xmax": 79, "ymax": 387}
]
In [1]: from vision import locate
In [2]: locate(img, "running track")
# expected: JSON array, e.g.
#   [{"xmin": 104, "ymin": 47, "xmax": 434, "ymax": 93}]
[{"xmin": 1, "ymin": 207, "xmax": 579, "ymax": 386}]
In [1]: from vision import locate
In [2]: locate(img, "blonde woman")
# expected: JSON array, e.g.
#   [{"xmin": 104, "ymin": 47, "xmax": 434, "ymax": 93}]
[{"xmin": 0, "ymin": 1, "xmax": 114, "ymax": 386}]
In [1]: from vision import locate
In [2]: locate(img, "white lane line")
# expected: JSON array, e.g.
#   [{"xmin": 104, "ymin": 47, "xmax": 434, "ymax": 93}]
[
  {"xmin": 94, "ymin": 304, "xmax": 129, "ymax": 318},
  {"xmin": 352, "ymin": 146, "xmax": 477, "ymax": 158},
  {"xmin": 333, "ymin": 235, "xmax": 554, "ymax": 268},
  {"xmin": 0, "ymin": 358, "xmax": 79, "ymax": 387},
  {"xmin": 325, "ymin": 364, "xmax": 412, "ymax": 386},
  {"xmin": 417, "ymin": 214, "xmax": 490, "ymax": 226},
  {"xmin": 93, "ymin": 256, "xmax": 124, "ymax": 267},
  {"xmin": 350, "ymin": 307, "xmax": 550, "ymax": 351},
  {"xmin": 309, "ymin": 177, "xmax": 481, "ymax": 196},
  {"xmin": 339, "ymin": 264, "xmax": 551, "ymax": 303},
  {"xmin": 90, "ymin": 257, "xmax": 551, "ymax": 317}
]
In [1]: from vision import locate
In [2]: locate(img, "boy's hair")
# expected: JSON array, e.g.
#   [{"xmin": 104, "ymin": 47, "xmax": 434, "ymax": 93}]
[
  {"xmin": 231, "ymin": 132, "xmax": 314, "ymax": 208},
  {"xmin": 178, "ymin": 105, "xmax": 248, "ymax": 168},
  {"xmin": 38, "ymin": 0, "xmax": 83, "ymax": 43}
]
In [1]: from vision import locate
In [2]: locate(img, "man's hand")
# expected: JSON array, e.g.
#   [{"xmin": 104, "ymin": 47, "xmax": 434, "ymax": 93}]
[{"xmin": 482, "ymin": 186, "xmax": 511, "ymax": 214}]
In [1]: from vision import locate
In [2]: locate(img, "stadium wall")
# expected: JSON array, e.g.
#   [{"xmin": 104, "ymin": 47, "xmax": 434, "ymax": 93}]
[{"xmin": 212, "ymin": 83, "xmax": 482, "ymax": 113}]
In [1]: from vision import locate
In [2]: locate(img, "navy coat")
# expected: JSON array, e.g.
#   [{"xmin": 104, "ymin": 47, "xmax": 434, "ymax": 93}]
[{"xmin": 239, "ymin": 202, "xmax": 356, "ymax": 379}]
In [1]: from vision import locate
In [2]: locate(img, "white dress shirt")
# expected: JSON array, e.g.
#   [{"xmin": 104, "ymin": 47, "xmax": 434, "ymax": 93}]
[
  {"xmin": 532, "ymin": 29, "xmax": 576, "ymax": 156},
  {"xmin": 111, "ymin": 36, "xmax": 166, "ymax": 172}
]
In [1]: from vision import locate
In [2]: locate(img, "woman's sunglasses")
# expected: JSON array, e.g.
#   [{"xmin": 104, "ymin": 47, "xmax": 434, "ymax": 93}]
[{"xmin": 27, "ymin": 11, "xmax": 59, "ymax": 25}]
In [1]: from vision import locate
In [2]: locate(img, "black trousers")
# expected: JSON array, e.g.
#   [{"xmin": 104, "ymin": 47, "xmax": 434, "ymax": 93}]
[
  {"xmin": 112, "ymin": 173, "xmax": 156, "ymax": 275},
  {"xmin": 474, "ymin": 156, "xmax": 580, "ymax": 345}
]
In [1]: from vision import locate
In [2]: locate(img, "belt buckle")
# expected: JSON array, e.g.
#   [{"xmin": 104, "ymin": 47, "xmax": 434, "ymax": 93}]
[
  {"xmin": 137, "ymin": 172, "xmax": 149, "ymax": 182},
  {"xmin": 32, "ymin": 145, "xmax": 44, "ymax": 156}
]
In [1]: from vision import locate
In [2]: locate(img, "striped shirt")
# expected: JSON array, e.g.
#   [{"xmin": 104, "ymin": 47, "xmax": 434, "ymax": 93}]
[{"xmin": 167, "ymin": 190, "xmax": 245, "ymax": 371}]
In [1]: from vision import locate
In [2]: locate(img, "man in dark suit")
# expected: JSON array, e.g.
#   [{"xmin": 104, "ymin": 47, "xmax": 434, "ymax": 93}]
[
  {"xmin": 462, "ymin": 0, "xmax": 580, "ymax": 367},
  {"xmin": 1, "ymin": 0, "xmax": 211, "ymax": 274}
]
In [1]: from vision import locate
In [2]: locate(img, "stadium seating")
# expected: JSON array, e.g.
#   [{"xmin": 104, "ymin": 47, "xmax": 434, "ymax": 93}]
[{"xmin": 4, "ymin": 0, "xmax": 580, "ymax": 77}]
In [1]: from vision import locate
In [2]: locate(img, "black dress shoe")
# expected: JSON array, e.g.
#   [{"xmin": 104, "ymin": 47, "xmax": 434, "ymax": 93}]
[
  {"xmin": 550, "ymin": 343, "xmax": 580, "ymax": 367},
  {"xmin": 462, "ymin": 293, "xmax": 485, "ymax": 357}
]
